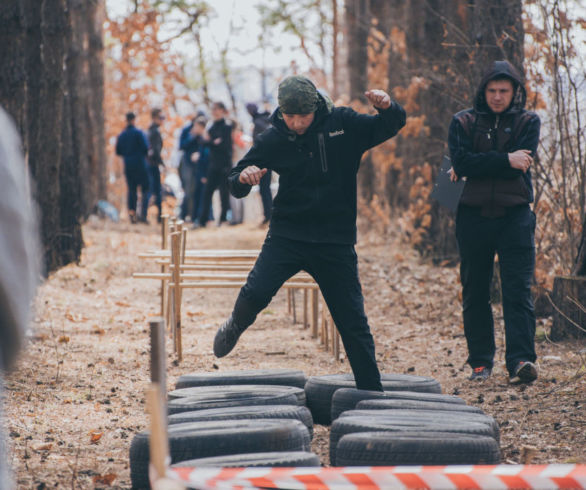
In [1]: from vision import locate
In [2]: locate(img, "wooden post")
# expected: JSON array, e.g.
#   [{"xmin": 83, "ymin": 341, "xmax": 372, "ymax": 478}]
[
  {"xmin": 311, "ymin": 290, "xmax": 318, "ymax": 338},
  {"xmin": 291, "ymin": 289, "xmax": 297, "ymax": 324},
  {"xmin": 160, "ymin": 215, "xmax": 169, "ymax": 321},
  {"xmin": 149, "ymin": 318, "xmax": 166, "ymax": 390},
  {"xmin": 303, "ymin": 289, "xmax": 308, "ymax": 328},
  {"xmin": 146, "ymin": 386, "xmax": 169, "ymax": 483},
  {"xmin": 171, "ymin": 232, "xmax": 183, "ymax": 361}
]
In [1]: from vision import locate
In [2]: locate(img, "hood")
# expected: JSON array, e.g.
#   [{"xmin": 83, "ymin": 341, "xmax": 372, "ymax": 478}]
[
  {"xmin": 474, "ymin": 60, "xmax": 526, "ymax": 114},
  {"xmin": 270, "ymin": 90, "xmax": 334, "ymax": 140}
]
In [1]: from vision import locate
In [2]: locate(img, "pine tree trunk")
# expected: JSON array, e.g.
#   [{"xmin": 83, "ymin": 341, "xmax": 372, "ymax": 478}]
[
  {"xmin": 550, "ymin": 276, "xmax": 586, "ymax": 340},
  {"xmin": 87, "ymin": 0, "xmax": 107, "ymax": 204},
  {"xmin": 345, "ymin": 0, "xmax": 370, "ymax": 102},
  {"xmin": 0, "ymin": 2, "xmax": 26, "ymax": 140},
  {"xmin": 39, "ymin": 0, "xmax": 67, "ymax": 272}
]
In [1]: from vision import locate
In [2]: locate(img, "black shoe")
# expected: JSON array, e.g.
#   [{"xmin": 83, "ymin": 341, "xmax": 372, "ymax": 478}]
[
  {"xmin": 469, "ymin": 366, "xmax": 491, "ymax": 381},
  {"xmin": 213, "ymin": 316, "xmax": 245, "ymax": 358},
  {"xmin": 509, "ymin": 361, "xmax": 538, "ymax": 384}
]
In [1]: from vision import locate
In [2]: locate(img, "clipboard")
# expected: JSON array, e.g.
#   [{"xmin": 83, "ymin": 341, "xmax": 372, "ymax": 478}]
[{"xmin": 431, "ymin": 155, "xmax": 465, "ymax": 213}]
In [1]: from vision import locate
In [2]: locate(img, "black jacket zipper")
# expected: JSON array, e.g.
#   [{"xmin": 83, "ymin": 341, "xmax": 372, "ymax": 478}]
[{"xmin": 318, "ymin": 133, "xmax": 328, "ymax": 172}]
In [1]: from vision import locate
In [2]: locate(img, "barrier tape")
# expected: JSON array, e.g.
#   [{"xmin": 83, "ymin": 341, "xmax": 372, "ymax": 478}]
[{"xmin": 167, "ymin": 464, "xmax": 586, "ymax": 489}]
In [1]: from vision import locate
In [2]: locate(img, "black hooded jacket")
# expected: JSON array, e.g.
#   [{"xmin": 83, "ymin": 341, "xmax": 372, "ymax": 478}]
[
  {"xmin": 448, "ymin": 60, "xmax": 541, "ymax": 215},
  {"xmin": 229, "ymin": 93, "xmax": 406, "ymax": 244}
]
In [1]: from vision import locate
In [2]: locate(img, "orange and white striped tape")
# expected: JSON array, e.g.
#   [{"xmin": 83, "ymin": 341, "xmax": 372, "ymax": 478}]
[{"xmin": 167, "ymin": 464, "xmax": 586, "ymax": 489}]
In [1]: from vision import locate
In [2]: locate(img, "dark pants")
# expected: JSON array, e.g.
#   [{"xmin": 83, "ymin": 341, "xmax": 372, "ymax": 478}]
[
  {"xmin": 124, "ymin": 165, "xmax": 149, "ymax": 218},
  {"xmin": 147, "ymin": 165, "xmax": 162, "ymax": 218},
  {"xmin": 259, "ymin": 170, "xmax": 273, "ymax": 222},
  {"xmin": 231, "ymin": 234, "xmax": 383, "ymax": 391},
  {"xmin": 199, "ymin": 168, "xmax": 230, "ymax": 226},
  {"xmin": 456, "ymin": 204, "xmax": 537, "ymax": 375},
  {"xmin": 192, "ymin": 175, "xmax": 213, "ymax": 222},
  {"xmin": 179, "ymin": 159, "xmax": 195, "ymax": 220}
]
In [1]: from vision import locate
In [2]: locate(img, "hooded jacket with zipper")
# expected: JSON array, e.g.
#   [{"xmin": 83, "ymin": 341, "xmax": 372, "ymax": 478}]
[
  {"xmin": 448, "ymin": 61, "xmax": 540, "ymax": 217},
  {"xmin": 229, "ymin": 93, "xmax": 406, "ymax": 244}
]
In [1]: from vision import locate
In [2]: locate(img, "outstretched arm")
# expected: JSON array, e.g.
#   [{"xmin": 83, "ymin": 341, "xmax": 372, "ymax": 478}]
[{"xmin": 342, "ymin": 89, "xmax": 406, "ymax": 153}]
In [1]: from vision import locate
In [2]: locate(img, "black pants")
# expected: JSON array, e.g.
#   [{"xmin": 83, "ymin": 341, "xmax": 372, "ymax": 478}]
[
  {"xmin": 231, "ymin": 234, "xmax": 383, "ymax": 391},
  {"xmin": 147, "ymin": 165, "xmax": 162, "ymax": 217},
  {"xmin": 199, "ymin": 168, "xmax": 230, "ymax": 226},
  {"xmin": 259, "ymin": 170, "xmax": 273, "ymax": 221},
  {"xmin": 456, "ymin": 204, "xmax": 537, "ymax": 375},
  {"xmin": 124, "ymin": 166, "xmax": 149, "ymax": 218}
]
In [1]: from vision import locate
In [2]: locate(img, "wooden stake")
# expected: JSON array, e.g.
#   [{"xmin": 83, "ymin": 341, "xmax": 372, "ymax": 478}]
[
  {"xmin": 171, "ymin": 232, "xmax": 183, "ymax": 361},
  {"xmin": 149, "ymin": 318, "xmax": 166, "ymax": 389},
  {"xmin": 146, "ymin": 385, "xmax": 169, "ymax": 483},
  {"xmin": 303, "ymin": 289, "xmax": 308, "ymax": 329},
  {"xmin": 160, "ymin": 215, "xmax": 169, "ymax": 321},
  {"xmin": 311, "ymin": 290, "xmax": 318, "ymax": 339}
]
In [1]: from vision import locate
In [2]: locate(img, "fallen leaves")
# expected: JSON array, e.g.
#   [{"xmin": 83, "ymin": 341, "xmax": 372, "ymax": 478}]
[
  {"xmin": 93, "ymin": 473, "xmax": 117, "ymax": 485},
  {"xmin": 89, "ymin": 431, "xmax": 103, "ymax": 444}
]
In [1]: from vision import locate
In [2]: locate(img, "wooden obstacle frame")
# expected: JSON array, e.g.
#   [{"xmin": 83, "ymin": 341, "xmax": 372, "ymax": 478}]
[{"xmin": 133, "ymin": 216, "xmax": 341, "ymax": 362}]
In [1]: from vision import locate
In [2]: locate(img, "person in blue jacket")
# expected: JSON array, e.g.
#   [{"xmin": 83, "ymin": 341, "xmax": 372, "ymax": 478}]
[
  {"xmin": 448, "ymin": 60, "xmax": 540, "ymax": 384},
  {"xmin": 189, "ymin": 117, "xmax": 213, "ymax": 224},
  {"xmin": 213, "ymin": 75, "xmax": 406, "ymax": 392},
  {"xmin": 115, "ymin": 112, "xmax": 149, "ymax": 223}
]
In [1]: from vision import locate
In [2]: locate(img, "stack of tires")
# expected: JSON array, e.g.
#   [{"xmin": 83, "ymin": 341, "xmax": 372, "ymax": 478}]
[
  {"xmin": 305, "ymin": 374, "xmax": 501, "ymax": 466},
  {"xmin": 129, "ymin": 369, "xmax": 318, "ymax": 489}
]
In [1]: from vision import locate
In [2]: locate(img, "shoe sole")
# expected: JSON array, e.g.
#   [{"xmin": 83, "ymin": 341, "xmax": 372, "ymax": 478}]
[{"xmin": 510, "ymin": 363, "xmax": 538, "ymax": 384}]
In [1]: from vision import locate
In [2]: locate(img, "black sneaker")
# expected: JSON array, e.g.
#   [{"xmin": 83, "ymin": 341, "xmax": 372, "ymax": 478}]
[
  {"xmin": 509, "ymin": 361, "xmax": 538, "ymax": 384},
  {"xmin": 469, "ymin": 366, "xmax": 491, "ymax": 381},
  {"xmin": 213, "ymin": 316, "xmax": 245, "ymax": 358}
]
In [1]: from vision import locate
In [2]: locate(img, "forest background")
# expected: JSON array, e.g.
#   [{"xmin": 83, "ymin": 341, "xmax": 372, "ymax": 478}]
[{"xmin": 0, "ymin": 0, "xmax": 585, "ymax": 336}]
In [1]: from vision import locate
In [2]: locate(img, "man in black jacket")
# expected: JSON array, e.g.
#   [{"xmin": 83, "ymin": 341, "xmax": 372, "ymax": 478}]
[
  {"xmin": 115, "ymin": 112, "xmax": 149, "ymax": 223},
  {"xmin": 197, "ymin": 102, "xmax": 233, "ymax": 227},
  {"xmin": 448, "ymin": 60, "xmax": 540, "ymax": 384},
  {"xmin": 213, "ymin": 75, "xmax": 406, "ymax": 391},
  {"xmin": 147, "ymin": 108, "xmax": 166, "ymax": 223}
]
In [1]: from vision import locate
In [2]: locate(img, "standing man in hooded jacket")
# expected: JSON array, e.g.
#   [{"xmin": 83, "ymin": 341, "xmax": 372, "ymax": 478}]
[
  {"xmin": 212, "ymin": 75, "xmax": 406, "ymax": 391},
  {"xmin": 448, "ymin": 60, "xmax": 540, "ymax": 384}
]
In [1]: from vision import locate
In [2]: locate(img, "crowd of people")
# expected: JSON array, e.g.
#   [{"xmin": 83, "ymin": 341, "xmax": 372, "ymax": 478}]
[{"xmin": 115, "ymin": 101, "xmax": 273, "ymax": 227}]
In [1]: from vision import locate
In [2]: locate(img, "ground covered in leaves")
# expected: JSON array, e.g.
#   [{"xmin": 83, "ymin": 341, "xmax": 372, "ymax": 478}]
[{"xmin": 4, "ymin": 214, "xmax": 586, "ymax": 488}]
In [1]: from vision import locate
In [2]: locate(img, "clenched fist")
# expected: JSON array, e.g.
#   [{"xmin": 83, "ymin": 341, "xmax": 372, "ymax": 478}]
[
  {"xmin": 239, "ymin": 165, "xmax": 268, "ymax": 185},
  {"xmin": 365, "ymin": 89, "xmax": 391, "ymax": 110}
]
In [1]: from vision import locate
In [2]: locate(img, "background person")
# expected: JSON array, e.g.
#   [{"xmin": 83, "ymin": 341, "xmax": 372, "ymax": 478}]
[
  {"xmin": 115, "ymin": 112, "xmax": 149, "ymax": 223},
  {"xmin": 147, "ymin": 107, "xmax": 166, "ymax": 224},
  {"xmin": 196, "ymin": 102, "xmax": 233, "ymax": 228},
  {"xmin": 0, "ymin": 106, "xmax": 40, "ymax": 486},
  {"xmin": 448, "ymin": 60, "xmax": 540, "ymax": 384},
  {"xmin": 213, "ymin": 75, "xmax": 406, "ymax": 392},
  {"xmin": 246, "ymin": 102, "xmax": 273, "ymax": 226}
]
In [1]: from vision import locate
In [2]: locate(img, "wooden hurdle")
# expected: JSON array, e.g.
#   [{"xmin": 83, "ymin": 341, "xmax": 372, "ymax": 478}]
[{"xmin": 134, "ymin": 216, "xmax": 340, "ymax": 362}]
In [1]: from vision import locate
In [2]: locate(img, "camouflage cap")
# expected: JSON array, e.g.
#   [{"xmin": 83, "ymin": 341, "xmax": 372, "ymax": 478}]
[{"xmin": 278, "ymin": 76, "xmax": 319, "ymax": 114}]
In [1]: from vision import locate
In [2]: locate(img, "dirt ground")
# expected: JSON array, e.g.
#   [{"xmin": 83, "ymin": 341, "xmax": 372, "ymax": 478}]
[{"xmin": 4, "ymin": 212, "xmax": 586, "ymax": 488}]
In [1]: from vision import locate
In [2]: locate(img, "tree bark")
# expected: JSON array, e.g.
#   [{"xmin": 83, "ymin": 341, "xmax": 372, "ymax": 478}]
[
  {"xmin": 87, "ymin": 0, "xmax": 107, "ymax": 204},
  {"xmin": 345, "ymin": 0, "xmax": 370, "ymax": 102},
  {"xmin": 550, "ymin": 276, "xmax": 586, "ymax": 340},
  {"xmin": 0, "ymin": 2, "xmax": 26, "ymax": 140},
  {"xmin": 39, "ymin": 0, "xmax": 67, "ymax": 272}
]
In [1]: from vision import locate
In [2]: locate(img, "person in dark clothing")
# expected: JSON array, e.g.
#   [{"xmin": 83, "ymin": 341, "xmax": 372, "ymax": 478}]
[
  {"xmin": 178, "ymin": 117, "xmax": 196, "ymax": 221},
  {"xmin": 115, "ymin": 112, "xmax": 150, "ymax": 223},
  {"xmin": 188, "ymin": 117, "xmax": 213, "ymax": 223},
  {"xmin": 197, "ymin": 102, "xmax": 233, "ymax": 227},
  {"xmin": 213, "ymin": 76, "xmax": 406, "ymax": 392},
  {"xmin": 448, "ymin": 60, "xmax": 540, "ymax": 384},
  {"xmin": 246, "ymin": 102, "xmax": 273, "ymax": 225},
  {"xmin": 147, "ymin": 107, "xmax": 166, "ymax": 223}
]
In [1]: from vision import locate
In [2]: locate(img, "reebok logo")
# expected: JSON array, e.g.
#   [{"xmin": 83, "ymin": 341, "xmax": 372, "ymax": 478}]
[{"xmin": 329, "ymin": 130, "xmax": 344, "ymax": 137}]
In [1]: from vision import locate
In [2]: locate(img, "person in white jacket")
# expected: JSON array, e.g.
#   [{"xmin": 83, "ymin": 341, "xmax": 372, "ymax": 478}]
[{"xmin": 0, "ymin": 107, "xmax": 40, "ymax": 485}]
